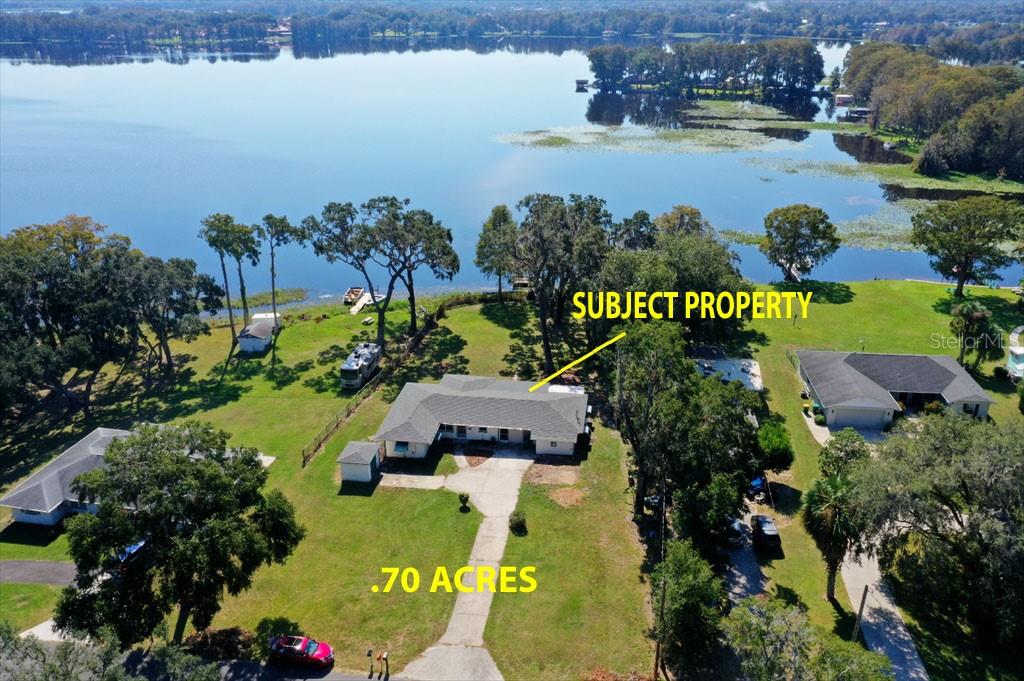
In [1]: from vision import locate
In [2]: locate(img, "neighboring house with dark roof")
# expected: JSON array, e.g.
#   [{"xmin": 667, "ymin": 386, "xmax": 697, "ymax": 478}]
[
  {"xmin": 0, "ymin": 428, "xmax": 131, "ymax": 526},
  {"xmin": 796, "ymin": 351, "xmax": 994, "ymax": 429},
  {"xmin": 373, "ymin": 374, "xmax": 590, "ymax": 457}
]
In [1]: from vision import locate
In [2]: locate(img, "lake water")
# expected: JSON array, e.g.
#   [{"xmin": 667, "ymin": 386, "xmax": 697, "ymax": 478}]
[{"xmin": 2, "ymin": 45, "xmax": 1020, "ymax": 296}]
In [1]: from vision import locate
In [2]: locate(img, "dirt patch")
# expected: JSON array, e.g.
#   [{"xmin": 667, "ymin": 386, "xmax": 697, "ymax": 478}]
[
  {"xmin": 462, "ymin": 445, "xmax": 494, "ymax": 467},
  {"xmin": 549, "ymin": 486, "xmax": 585, "ymax": 508},
  {"xmin": 526, "ymin": 461, "xmax": 580, "ymax": 486}
]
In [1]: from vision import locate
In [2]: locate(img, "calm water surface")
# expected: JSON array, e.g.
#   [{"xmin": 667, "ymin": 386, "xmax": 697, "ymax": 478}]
[{"xmin": 2, "ymin": 47, "xmax": 1020, "ymax": 294}]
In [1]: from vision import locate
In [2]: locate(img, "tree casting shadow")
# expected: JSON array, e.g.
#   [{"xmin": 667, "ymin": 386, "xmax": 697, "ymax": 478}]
[{"xmin": 772, "ymin": 279, "xmax": 855, "ymax": 305}]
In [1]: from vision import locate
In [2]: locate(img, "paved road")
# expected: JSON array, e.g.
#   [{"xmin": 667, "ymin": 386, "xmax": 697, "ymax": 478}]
[
  {"xmin": 842, "ymin": 555, "xmax": 930, "ymax": 681},
  {"xmin": 0, "ymin": 560, "xmax": 75, "ymax": 585}
]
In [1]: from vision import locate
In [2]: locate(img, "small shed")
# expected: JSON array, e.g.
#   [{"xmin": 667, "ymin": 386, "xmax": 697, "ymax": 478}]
[
  {"xmin": 237, "ymin": 319, "xmax": 276, "ymax": 353},
  {"xmin": 337, "ymin": 441, "xmax": 382, "ymax": 483}
]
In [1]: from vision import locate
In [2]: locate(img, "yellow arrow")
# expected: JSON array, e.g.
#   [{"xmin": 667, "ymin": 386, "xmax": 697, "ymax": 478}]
[{"xmin": 529, "ymin": 331, "xmax": 627, "ymax": 393}]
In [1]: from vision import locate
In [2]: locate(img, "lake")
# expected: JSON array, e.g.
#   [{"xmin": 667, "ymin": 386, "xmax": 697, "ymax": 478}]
[{"xmin": 2, "ymin": 44, "xmax": 1020, "ymax": 297}]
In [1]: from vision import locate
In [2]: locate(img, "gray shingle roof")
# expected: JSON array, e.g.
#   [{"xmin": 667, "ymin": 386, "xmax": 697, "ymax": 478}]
[
  {"xmin": 337, "ymin": 441, "xmax": 381, "ymax": 465},
  {"xmin": 796, "ymin": 351, "xmax": 994, "ymax": 410},
  {"xmin": 373, "ymin": 374, "xmax": 588, "ymax": 444},
  {"xmin": 0, "ymin": 428, "xmax": 131, "ymax": 513},
  {"xmin": 238, "ymin": 320, "xmax": 275, "ymax": 339}
]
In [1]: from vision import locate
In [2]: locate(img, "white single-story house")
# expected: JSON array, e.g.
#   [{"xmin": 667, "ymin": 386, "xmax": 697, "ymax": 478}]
[
  {"xmin": 336, "ymin": 441, "xmax": 382, "ymax": 483},
  {"xmin": 796, "ymin": 351, "xmax": 994, "ymax": 429},
  {"xmin": 1, "ymin": 427, "xmax": 277, "ymax": 526},
  {"xmin": 0, "ymin": 428, "xmax": 131, "ymax": 525},
  {"xmin": 237, "ymin": 313, "xmax": 281, "ymax": 353},
  {"xmin": 373, "ymin": 374, "xmax": 590, "ymax": 458}
]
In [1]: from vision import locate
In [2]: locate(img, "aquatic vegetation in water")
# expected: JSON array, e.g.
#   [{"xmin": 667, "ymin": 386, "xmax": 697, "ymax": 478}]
[
  {"xmin": 532, "ymin": 135, "xmax": 573, "ymax": 147},
  {"xmin": 685, "ymin": 100, "xmax": 791, "ymax": 121},
  {"xmin": 719, "ymin": 230, "xmax": 767, "ymax": 247},
  {"xmin": 833, "ymin": 200, "xmax": 930, "ymax": 251},
  {"xmin": 499, "ymin": 124, "xmax": 800, "ymax": 154},
  {"xmin": 746, "ymin": 158, "xmax": 1024, "ymax": 195},
  {"xmin": 720, "ymin": 201, "xmax": 930, "ymax": 252}
]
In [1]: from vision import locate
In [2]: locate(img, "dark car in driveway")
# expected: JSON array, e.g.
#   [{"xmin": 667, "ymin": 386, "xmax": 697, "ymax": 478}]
[
  {"xmin": 725, "ymin": 518, "xmax": 746, "ymax": 548},
  {"xmin": 268, "ymin": 635, "xmax": 334, "ymax": 669},
  {"xmin": 751, "ymin": 514, "xmax": 782, "ymax": 551}
]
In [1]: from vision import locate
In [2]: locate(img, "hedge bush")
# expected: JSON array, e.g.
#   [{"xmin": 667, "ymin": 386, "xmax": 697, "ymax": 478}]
[{"xmin": 509, "ymin": 510, "xmax": 528, "ymax": 536}]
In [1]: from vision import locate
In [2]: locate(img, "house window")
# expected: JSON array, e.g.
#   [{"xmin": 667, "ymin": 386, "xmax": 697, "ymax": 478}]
[
  {"xmin": 478, "ymin": 427, "xmax": 488, "ymax": 433},
  {"xmin": 440, "ymin": 424, "xmax": 454, "ymax": 433},
  {"xmin": 550, "ymin": 441, "xmax": 557, "ymax": 447},
  {"xmin": 395, "ymin": 441, "xmax": 409, "ymax": 453},
  {"xmin": 22, "ymin": 509, "xmax": 40, "ymax": 515},
  {"xmin": 499, "ymin": 428, "xmax": 509, "ymax": 441}
]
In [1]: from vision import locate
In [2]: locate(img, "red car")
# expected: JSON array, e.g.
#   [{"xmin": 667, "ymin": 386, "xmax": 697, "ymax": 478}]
[{"xmin": 268, "ymin": 635, "xmax": 335, "ymax": 669}]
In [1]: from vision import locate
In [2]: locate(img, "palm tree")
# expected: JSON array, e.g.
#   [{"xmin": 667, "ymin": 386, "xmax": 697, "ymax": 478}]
[
  {"xmin": 199, "ymin": 214, "xmax": 239, "ymax": 348},
  {"xmin": 949, "ymin": 300, "xmax": 993, "ymax": 366},
  {"xmin": 257, "ymin": 214, "xmax": 305, "ymax": 334},
  {"xmin": 802, "ymin": 474, "xmax": 863, "ymax": 603},
  {"xmin": 227, "ymin": 224, "xmax": 260, "ymax": 327}
]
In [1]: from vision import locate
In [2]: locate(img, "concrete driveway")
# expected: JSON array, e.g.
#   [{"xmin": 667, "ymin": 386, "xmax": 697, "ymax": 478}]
[
  {"xmin": 384, "ymin": 448, "xmax": 535, "ymax": 681},
  {"xmin": 724, "ymin": 511, "xmax": 767, "ymax": 603}
]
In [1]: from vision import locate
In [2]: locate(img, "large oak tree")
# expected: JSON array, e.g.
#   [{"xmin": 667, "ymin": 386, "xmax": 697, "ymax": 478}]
[
  {"xmin": 759, "ymin": 204, "xmax": 840, "ymax": 282},
  {"xmin": 55, "ymin": 422, "xmax": 305, "ymax": 646},
  {"xmin": 910, "ymin": 196, "xmax": 1021, "ymax": 297}
]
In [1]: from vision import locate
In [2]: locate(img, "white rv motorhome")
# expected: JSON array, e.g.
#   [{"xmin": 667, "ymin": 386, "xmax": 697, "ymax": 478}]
[{"xmin": 340, "ymin": 342, "xmax": 381, "ymax": 389}]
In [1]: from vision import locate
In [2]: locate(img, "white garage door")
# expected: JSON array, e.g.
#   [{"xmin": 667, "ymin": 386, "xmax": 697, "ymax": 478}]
[{"xmin": 833, "ymin": 407, "xmax": 886, "ymax": 429}]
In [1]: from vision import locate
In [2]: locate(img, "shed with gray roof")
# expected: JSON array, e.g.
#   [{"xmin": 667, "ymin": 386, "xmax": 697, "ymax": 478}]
[
  {"xmin": 0, "ymin": 428, "xmax": 131, "ymax": 526},
  {"xmin": 796, "ymin": 351, "xmax": 993, "ymax": 429},
  {"xmin": 374, "ymin": 374, "xmax": 589, "ymax": 457},
  {"xmin": 336, "ymin": 441, "xmax": 382, "ymax": 483}
]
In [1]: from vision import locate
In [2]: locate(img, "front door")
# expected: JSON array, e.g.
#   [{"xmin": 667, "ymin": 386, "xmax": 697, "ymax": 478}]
[
  {"xmin": 522, "ymin": 429, "xmax": 531, "ymax": 444},
  {"xmin": 499, "ymin": 428, "xmax": 509, "ymax": 442},
  {"xmin": 456, "ymin": 425, "xmax": 467, "ymax": 439}
]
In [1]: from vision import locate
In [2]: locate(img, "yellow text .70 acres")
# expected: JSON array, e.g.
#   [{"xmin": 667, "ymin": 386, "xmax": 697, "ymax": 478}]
[{"xmin": 372, "ymin": 566, "xmax": 537, "ymax": 593}]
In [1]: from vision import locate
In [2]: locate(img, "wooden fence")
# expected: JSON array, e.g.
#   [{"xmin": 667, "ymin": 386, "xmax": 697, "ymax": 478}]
[{"xmin": 299, "ymin": 290, "xmax": 521, "ymax": 467}]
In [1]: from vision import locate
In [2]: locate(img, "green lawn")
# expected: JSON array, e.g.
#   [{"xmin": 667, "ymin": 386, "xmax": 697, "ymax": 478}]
[
  {"xmin": 1, "ymin": 298, "xmax": 650, "ymax": 676},
  {"xmin": 749, "ymin": 280, "xmax": 1023, "ymax": 679},
  {"xmin": 211, "ymin": 393, "xmax": 481, "ymax": 671},
  {"xmin": 0, "ymin": 523, "xmax": 70, "ymax": 562},
  {"xmin": 443, "ymin": 302, "xmax": 652, "ymax": 677},
  {"xmin": 0, "ymin": 583, "xmax": 62, "ymax": 632},
  {"xmin": 5, "ymin": 284, "xmax": 1012, "ymax": 676},
  {"xmin": 487, "ymin": 421, "xmax": 652, "ymax": 680},
  {"xmin": 2, "ymin": 303, "xmax": 400, "ymax": 544}
]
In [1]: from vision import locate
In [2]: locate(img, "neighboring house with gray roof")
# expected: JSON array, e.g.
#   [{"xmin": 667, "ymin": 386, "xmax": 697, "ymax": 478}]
[
  {"xmin": 0, "ymin": 428, "xmax": 131, "ymax": 526},
  {"xmin": 796, "ymin": 351, "xmax": 994, "ymax": 429},
  {"xmin": 373, "ymin": 374, "xmax": 590, "ymax": 457}
]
